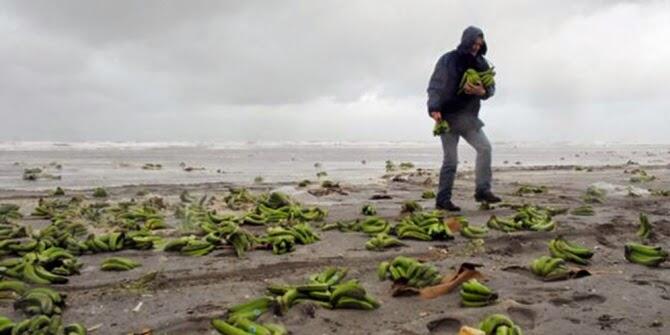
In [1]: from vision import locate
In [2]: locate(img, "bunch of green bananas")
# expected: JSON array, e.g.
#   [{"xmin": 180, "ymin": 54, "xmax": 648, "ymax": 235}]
[
  {"xmin": 624, "ymin": 242, "xmax": 668, "ymax": 267},
  {"xmin": 378, "ymin": 256, "xmax": 442, "ymax": 288},
  {"xmin": 570, "ymin": 205, "xmax": 594, "ymax": 216},
  {"xmin": 548, "ymin": 237, "xmax": 593, "ymax": 265},
  {"xmin": 164, "ymin": 236, "xmax": 215, "ymax": 257},
  {"xmin": 100, "ymin": 257, "xmax": 140, "ymax": 271},
  {"xmin": 361, "ymin": 203, "xmax": 377, "ymax": 216},
  {"xmin": 84, "ymin": 232, "xmax": 125, "ymax": 253},
  {"xmin": 270, "ymin": 267, "xmax": 380, "ymax": 311},
  {"xmin": 478, "ymin": 314, "xmax": 523, "ymax": 335},
  {"xmin": 365, "ymin": 233, "xmax": 405, "ymax": 251},
  {"xmin": 266, "ymin": 223, "xmax": 319, "ymax": 245},
  {"xmin": 357, "ymin": 217, "xmax": 391, "ymax": 235},
  {"xmin": 460, "ymin": 279, "xmax": 498, "ymax": 307},
  {"xmin": 486, "ymin": 215, "xmax": 522, "ymax": 232},
  {"xmin": 31, "ymin": 197, "xmax": 79, "ymax": 219},
  {"xmin": 459, "ymin": 219, "xmax": 489, "ymax": 239},
  {"xmin": 396, "ymin": 211, "xmax": 453, "ymax": 241},
  {"xmin": 212, "ymin": 296, "xmax": 286, "ymax": 335},
  {"xmin": 421, "ymin": 190, "xmax": 436, "ymax": 199},
  {"xmin": 512, "ymin": 205, "xmax": 556, "ymax": 231},
  {"xmin": 226, "ymin": 228, "xmax": 257, "ymax": 257},
  {"xmin": 0, "ymin": 224, "xmax": 27, "ymax": 241},
  {"xmin": 530, "ymin": 256, "xmax": 570, "ymax": 280},
  {"xmin": 259, "ymin": 223, "xmax": 318, "ymax": 255},
  {"xmin": 250, "ymin": 202, "xmax": 327, "ymax": 225},
  {"xmin": 0, "ymin": 315, "xmax": 86, "ymax": 335},
  {"xmin": 0, "ymin": 204, "xmax": 22, "ymax": 224},
  {"xmin": 265, "ymin": 235, "xmax": 295, "ymax": 255},
  {"xmin": 13, "ymin": 287, "xmax": 65, "ymax": 316},
  {"xmin": 1, "ymin": 249, "xmax": 81, "ymax": 285},
  {"xmin": 123, "ymin": 230, "xmax": 162, "ymax": 250},
  {"xmin": 212, "ymin": 318, "xmax": 286, "ymax": 335},
  {"xmin": 117, "ymin": 205, "xmax": 166, "ymax": 230},
  {"xmin": 487, "ymin": 205, "xmax": 555, "ymax": 232},
  {"xmin": 214, "ymin": 267, "xmax": 378, "ymax": 334},
  {"xmin": 637, "ymin": 213, "xmax": 653, "ymax": 240},
  {"xmin": 328, "ymin": 279, "xmax": 380, "ymax": 310},
  {"xmin": 0, "ymin": 280, "xmax": 28, "ymax": 299},
  {"xmin": 432, "ymin": 120, "xmax": 450, "ymax": 136},
  {"xmin": 457, "ymin": 67, "xmax": 496, "ymax": 95}
]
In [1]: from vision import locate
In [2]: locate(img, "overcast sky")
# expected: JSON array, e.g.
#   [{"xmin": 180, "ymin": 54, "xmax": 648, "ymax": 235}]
[{"xmin": 0, "ymin": 0, "xmax": 668, "ymax": 143}]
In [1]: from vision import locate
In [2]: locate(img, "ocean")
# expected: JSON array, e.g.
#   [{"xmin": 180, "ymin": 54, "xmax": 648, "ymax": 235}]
[{"xmin": 0, "ymin": 141, "xmax": 668, "ymax": 191}]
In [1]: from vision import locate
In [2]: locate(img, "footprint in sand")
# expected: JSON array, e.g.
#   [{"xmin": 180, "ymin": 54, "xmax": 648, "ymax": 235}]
[
  {"xmin": 549, "ymin": 292, "xmax": 607, "ymax": 309},
  {"xmin": 507, "ymin": 306, "xmax": 537, "ymax": 329},
  {"xmin": 426, "ymin": 317, "xmax": 462, "ymax": 334}
]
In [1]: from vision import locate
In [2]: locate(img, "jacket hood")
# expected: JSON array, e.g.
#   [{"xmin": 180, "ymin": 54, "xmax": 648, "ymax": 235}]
[{"xmin": 457, "ymin": 26, "xmax": 487, "ymax": 56}]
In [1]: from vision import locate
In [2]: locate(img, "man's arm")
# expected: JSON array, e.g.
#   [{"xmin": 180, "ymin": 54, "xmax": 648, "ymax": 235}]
[{"xmin": 427, "ymin": 55, "xmax": 460, "ymax": 117}]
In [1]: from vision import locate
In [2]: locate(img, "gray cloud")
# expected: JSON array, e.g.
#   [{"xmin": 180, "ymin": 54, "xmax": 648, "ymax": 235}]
[{"xmin": 0, "ymin": 0, "xmax": 668, "ymax": 142}]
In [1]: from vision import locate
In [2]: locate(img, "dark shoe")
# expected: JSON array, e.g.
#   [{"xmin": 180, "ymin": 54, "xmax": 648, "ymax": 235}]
[
  {"xmin": 474, "ymin": 190, "xmax": 502, "ymax": 203},
  {"xmin": 436, "ymin": 200, "xmax": 461, "ymax": 212}
]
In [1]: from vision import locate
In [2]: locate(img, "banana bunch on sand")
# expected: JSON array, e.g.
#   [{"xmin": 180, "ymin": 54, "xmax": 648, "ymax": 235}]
[
  {"xmin": 100, "ymin": 257, "xmax": 140, "ymax": 271},
  {"xmin": 458, "ymin": 67, "xmax": 496, "ymax": 95},
  {"xmin": 0, "ymin": 315, "xmax": 86, "ymax": 335},
  {"xmin": 487, "ymin": 205, "xmax": 555, "ymax": 232},
  {"xmin": 0, "ymin": 204, "xmax": 22, "ymax": 224},
  {"xmin": 268, "ymin": 267, "xmax": 380, "ymax": 311},
  {"xmin": 548, "ymin": 236, "xmax": 594, "ymax": 265},
  {"xmin": 530, "ymin": 256, "xmax": 570, "ymax": 280},
  {"xmin": 478, "ymin": 314, "xmax": 523, "ymax": 335},
  {"xmin": 212, "ymin": 267, "xmax": 380, "ymax": 334},
  {"xmin": 636, "ymin": 213, "xmax": 653, "ymax": 240},
  {"xmin": 460, "ymin": 279, "xmax": 498, "ymax": 307},
  {"xmin": 395, "ymin": 211, "xmax": 453, "ymax": 241},
  {"xmin": 365, "ymin": 233, "xmax": 404, "ymax": 251},
  {"xmin": 459, "ymin": 218, "xmax": 489, "ymax": 239},
  {"xmin": 0, "ymin": 249, "xmax": 82, "ymax": 285},
  {"xmin": 358, "ymin": 217, "xmax": 391, "ymax": 235},
  {"xmin": 625, "ymin": 242, "xmax": 668, "ymax": 267},
  {"xmin": 377, "ymin": 256, "xmax": 442, "ymax": 288}
]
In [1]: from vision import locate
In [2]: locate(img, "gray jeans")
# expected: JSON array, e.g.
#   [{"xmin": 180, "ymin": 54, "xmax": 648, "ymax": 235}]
[{"xmin": 436, "ymin": 128, "xmax": 492, "ymax": 205}]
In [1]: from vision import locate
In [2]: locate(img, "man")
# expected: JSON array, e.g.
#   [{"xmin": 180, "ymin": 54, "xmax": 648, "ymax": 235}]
[{"xmin": 427, "ymin": 26, "xmax": 501, "ymax": 211}]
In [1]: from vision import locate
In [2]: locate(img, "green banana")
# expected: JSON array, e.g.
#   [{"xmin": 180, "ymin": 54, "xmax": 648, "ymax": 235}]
[
  {"xmin": 479, "ymin": 314, "xmax": 515, "ymax": 335},
  {"xmin": 625, "ymin": 242, "xmax": 668, "ymax": 267},
  {"xmin": 637, "ymin": 213, "xmax": 652, "ymax": 239},
  {"xmin": 101, "ymin": 257, "xmax": 141, "ymax": 271},
  {"xmin": 333, "ymin": 296, "xmax": 375, "ymax": 310},
  {"xmin": 211, "ymin": 319, "xmax": 250, "ymax": 335},
  {"xmin": 0, "ymin": 280, "xmax": 28, "ymax": 295}
]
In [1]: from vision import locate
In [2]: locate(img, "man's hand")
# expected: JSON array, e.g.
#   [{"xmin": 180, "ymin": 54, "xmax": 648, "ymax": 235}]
[
  {"xmin": 430, "ymin": 111, "xmax": 442, "ymax": 122},
  {"xmin": 464, "ymin": 82, "xmax": 486, "ymax": 97}
]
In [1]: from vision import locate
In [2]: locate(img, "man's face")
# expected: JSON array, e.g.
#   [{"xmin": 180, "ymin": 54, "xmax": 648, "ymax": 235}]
[{"xmin": 470, "ymin": 36, "xmax": 484, "ymax": 55}]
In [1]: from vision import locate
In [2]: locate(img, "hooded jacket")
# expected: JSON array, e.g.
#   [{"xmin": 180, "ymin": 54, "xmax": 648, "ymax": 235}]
[{"xmin": 426, "ymin": 26, "xmax": 495, "ymax": 134}]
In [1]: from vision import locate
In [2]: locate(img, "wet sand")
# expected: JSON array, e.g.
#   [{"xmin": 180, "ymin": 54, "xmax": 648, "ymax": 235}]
[{"xmin": 0, "ymin": 163, "xmax": 669, "ymax": 334}]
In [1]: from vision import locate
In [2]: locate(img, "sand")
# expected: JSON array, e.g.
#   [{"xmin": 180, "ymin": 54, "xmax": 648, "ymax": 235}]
[{"xmin": 0, "ymin": 163, "xmax": 669, "ymax": 334}]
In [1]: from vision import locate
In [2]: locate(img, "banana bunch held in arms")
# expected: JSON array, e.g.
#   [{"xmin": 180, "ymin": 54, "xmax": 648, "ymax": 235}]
[{"xmin": 458, "ymin": 67, "xmax": 495, "ymax": 95}]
